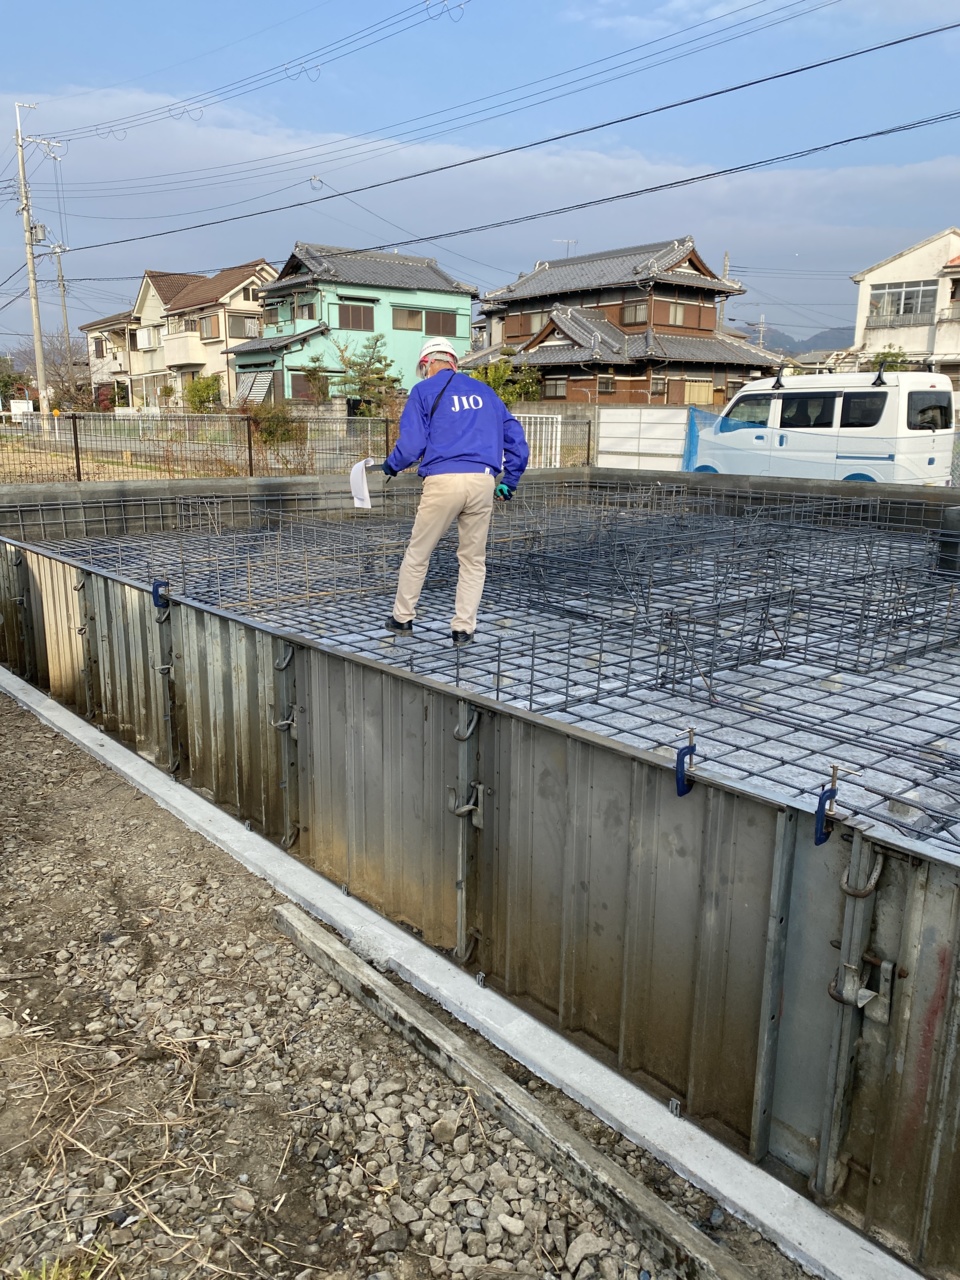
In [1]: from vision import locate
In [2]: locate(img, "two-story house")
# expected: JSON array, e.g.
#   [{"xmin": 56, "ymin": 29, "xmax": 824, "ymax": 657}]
[
  {"xmin": 470, "ymin": 237, "xmax": 774, "ymax": 407},
  {"xmin": 80, "ymin": 309, "xmax": 135, "ymax": 409},
  {"xmin": 851, "ymin": 228, "xmax": 960, "ymax": 389},
  {"xmin": 79, "ymin": 261, "xmax": 277, "ymax": 410},
  {"xmin": 228, "ymin": 243, "xmax": 476, "ymax": 406}
]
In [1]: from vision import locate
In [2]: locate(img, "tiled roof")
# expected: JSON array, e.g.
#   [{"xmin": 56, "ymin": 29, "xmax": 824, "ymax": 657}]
[
  {"xmin": 144, "ymin": 271, "xmax": 206, "ymax": 305},
  {"xmin": 265, "ymin": 243, "xmax": 475, "ymax": 296},
  {"xmin": 485, "ymin": 238, "xmax": 740, "ymax": 303},
  {"xmin": 227, "ymin": 324, "xmax": 328, "ymax": 356},
  {"xmin": 513, "ymin": 306, "xmax": 773, "ymax": 369},
  {"xmin": 78, "ymin": 310, "xmax": 133, "ymax": 332},
  {"xmin": 166, "ymin": 261, "xmax": 271, "ymax": 313}
]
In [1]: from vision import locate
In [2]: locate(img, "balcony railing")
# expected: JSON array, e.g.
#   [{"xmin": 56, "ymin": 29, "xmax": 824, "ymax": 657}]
[
  {"xmin": 865, "ymin": 311, "xmax": 936, "ymax": 329},
  {"xmin": 938, "ymin": 304, "xmax": 960, "ymax": 324}
]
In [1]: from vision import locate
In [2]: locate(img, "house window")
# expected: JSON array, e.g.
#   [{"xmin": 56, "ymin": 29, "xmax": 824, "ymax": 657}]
[
  {"xmin": 683, "ymin": 379, "xmax": 713, "ymax": 406},
  {"xmin": 393, "ymin": 308, "xmax": 423, "ymax": 331},
  {"xmin": 337, "ymin": 304, "xmax": 375, "ymax": 331},
  {"xmin": 296, "ymin": 303, "xmax": 316, "ymax": 320},
  {"xmin": 868, "ymin": 279, "xmax": 938, "ymax": 322},
  {"xmin": 668, "ymin": 303, "xmax": 686, "ymax": 326},
  {"xmin": 128, "ymin": 330, "xmax": 138, "ymax": 351},
  {"xmin": 597, "ymin": 375, "xmax": 616, "ymax": 394},
  {"xmin": 424, "ymin": 310, "xmax": 457, "ymax": 337},
  {"xmin": 289, "ymin": 373, "xmax": 312, "ymax": 400},
  {"xmin": 227, "ymin": 314, "xmax": 260, "ymax": 339},
  {"xmin": 544, "ymin": 377, "xmax": 567, "ymax": 399},
  {"xmin": 650, "ymin": 375, "xmax": 666, "ymax": 395},
  {"xmin": 620, "ymin": 302, "xmax": 648, "ymax": 326},
  {"xmin": 199, "ymin": 314, "xmax": 220, "ymax": 340},
  {"xmin": 93, "ymin": 337, "xmax": 105, "ymax": 359},
  {"xmin": 264, "ymin": 307, "xmax": 280, "ymax": 325},
  {"xmin": 242, "ymin": 287, "xmax": 256, "ymax": 302}
]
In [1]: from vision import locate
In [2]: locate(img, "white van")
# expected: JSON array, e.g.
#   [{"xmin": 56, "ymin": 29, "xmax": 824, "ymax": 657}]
[{"xmin": 688, "ymin": 371, "xmax": 956, "ymax": 485}]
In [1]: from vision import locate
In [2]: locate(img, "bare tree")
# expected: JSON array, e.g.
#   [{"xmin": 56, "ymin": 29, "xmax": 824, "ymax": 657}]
[{"xmin": 11, "ymin": 328, "xmax": 92, "ymax": 409}]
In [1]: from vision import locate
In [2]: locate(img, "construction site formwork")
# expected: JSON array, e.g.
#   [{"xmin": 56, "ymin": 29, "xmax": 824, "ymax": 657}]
[{"xmin": 2, "ymin": 470, "xmax": 960, "ymax": 1275}]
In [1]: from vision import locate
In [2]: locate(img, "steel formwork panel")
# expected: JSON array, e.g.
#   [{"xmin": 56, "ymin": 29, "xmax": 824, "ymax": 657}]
[{"xmin": 5, "ymin": 477, "xmax": 960, "ymax": 1275}]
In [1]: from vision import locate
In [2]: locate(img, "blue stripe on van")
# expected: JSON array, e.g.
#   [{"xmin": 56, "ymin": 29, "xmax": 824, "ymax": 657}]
[{"xmin": 836, "ymin": 453, "xmax": 895, "ymax": 462}]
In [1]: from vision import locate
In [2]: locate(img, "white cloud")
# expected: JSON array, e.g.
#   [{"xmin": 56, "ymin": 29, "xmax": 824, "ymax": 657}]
[{"xmin": 2, "ymin": 88, "xmax": 959, "ymax": 343}]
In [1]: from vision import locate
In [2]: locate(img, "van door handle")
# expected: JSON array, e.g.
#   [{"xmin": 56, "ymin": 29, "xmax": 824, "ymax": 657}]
[
  {"xmin": 779, "ymin": 434, "xmax": 787, "ymax": 446},
  {"xmin": 754, "ymin": 434, "xmax": 764, "ymax": 441}
]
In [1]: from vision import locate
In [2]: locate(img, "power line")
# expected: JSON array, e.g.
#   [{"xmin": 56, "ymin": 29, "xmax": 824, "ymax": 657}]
[
  {"xmin": 56, "ymin": 16, "xmax": 960, "ymax": 256},
  {"xmin": 49, "ymin": 2, "xmax": 471, "ymax": 142},
  {"xmin": 36, "ymin": 0, "xmax": 843, "ymax": 204}
]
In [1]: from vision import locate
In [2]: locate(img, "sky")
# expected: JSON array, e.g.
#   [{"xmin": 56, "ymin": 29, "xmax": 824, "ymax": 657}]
[{"xmin": 1, "ymin": 0, "xmax": 959, "ymax": 352}]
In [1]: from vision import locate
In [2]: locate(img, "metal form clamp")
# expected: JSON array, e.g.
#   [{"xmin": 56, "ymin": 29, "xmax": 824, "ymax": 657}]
[
  {"xmin": 814, "ymin": 787, "xmax": 838, "ymax": 845},
  {"xmin": 151, "ymin": 578, "xmax": 170, "ymax": 609},
  {"xmin": 676, "ymin": 728, "xmax": 696, "ymax": 796}
]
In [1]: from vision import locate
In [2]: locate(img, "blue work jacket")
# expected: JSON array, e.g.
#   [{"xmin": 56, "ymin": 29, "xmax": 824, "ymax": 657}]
[{"xmin": 386, "ymin": 371, "xmax": 529, "ymax": 489}]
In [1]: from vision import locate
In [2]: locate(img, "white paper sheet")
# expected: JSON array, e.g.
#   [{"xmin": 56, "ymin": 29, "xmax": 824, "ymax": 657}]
[{"xmin": 350, "ymin": 456, "xmax": 379, "ymax": 509}]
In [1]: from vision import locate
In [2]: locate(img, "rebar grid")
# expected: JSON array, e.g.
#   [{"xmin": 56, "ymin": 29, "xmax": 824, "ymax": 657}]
[{"xmin": 24, "ymin": 481, "xmax": 960, "ymax": 853}]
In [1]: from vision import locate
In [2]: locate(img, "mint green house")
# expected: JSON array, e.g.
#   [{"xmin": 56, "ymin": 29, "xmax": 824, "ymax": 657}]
[{"xmin": 228, "ymin": 243, "xmax": 476, "ymax": 406}]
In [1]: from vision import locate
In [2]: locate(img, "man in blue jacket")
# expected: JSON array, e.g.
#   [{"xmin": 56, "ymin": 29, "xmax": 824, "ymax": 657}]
[{"xmin": 382, "ymin": 337, "xmax": 529, "ymax": 646}]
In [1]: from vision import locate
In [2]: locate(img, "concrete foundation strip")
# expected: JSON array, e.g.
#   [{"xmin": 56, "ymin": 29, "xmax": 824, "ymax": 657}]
[
  {"xmin": 274, "ymin": 901, "xmax": 746, "ymax": 1280},
  {"xmin": 0, "ymin": 665, "xmax": 921, "ymax": 1280}
]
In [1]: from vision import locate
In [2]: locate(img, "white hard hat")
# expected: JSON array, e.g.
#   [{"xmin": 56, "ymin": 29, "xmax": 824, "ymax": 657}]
[{"xmin": 417, "ymin": 337, "xmax": 459, "ymax": 374}]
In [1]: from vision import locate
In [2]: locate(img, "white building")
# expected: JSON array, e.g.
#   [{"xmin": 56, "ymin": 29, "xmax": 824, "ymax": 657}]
[
  {"xmin": 80, "ymin": 260, "xmax": 277, "ymax": 410},
  {"xmin": 851, "ymin": 228, "xmax": 960, "ymax": 387}
]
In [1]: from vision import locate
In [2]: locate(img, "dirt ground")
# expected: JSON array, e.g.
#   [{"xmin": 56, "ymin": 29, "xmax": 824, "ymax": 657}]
[{"xmin": 0, "ymin": 688, "xmax": 814, "ymax": 1280}]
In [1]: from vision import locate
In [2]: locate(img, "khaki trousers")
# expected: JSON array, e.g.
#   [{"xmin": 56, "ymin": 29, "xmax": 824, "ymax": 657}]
[{"xmin": 393, "ymin": 473, "xmax": 495, "ymax": 633}]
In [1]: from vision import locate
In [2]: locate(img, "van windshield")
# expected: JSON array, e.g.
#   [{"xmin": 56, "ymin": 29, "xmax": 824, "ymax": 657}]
[{"xmin": 907, "ymin": 391, "xmax": 952, "ymax": 431}]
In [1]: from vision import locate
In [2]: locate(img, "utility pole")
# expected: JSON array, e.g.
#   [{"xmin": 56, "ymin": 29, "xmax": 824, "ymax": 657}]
[
  {"xmin": 15, "ymin": 103, "xmax": 50, "ymax": 416},
  {"xmin": 53, "ymin": 247, "xmax": 75, "ymax": 403},
  {"xmin": 757, "ymin": 313, "xmax": 766, "ymax": 349},
  {"xmin": 717, "ymin": 250, "xmax": 730, "ymax": 330}
]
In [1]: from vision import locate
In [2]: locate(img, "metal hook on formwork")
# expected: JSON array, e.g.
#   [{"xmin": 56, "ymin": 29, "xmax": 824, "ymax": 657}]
[
  {"xmin": 274, "ymin": 643, "xmax": 295, "ymax": 671},
  {"xmin": 453, "ymin": 709, "xmax": 481, "ymax": 741},
  {"xmin": 676, "ymin": 727, "xmax": 696, "ymax": 796},
  {"xmin": 841, "ymin": 851, "xmax": 885, "ymax": 899}
]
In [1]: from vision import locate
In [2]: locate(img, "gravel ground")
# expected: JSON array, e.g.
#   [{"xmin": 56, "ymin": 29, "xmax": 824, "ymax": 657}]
[{"xmin": 0, "ymin": 688, "xmax": 807, "ymax": 1280}]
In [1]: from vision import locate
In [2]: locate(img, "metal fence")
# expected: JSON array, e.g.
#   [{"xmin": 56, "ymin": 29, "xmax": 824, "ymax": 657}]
[
  {"xmin": 0, "ymin": 411, "xmax": 592, "ymax": 485},
  {"xmin": 0, "ymin": 413, "xmax": 388, "ymax": 484}
]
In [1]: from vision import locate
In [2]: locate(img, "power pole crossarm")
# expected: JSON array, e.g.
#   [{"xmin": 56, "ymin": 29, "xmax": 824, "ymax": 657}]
[{"xmin": 15, "ymin": 103, "xmax": 49, "ymax": 416}]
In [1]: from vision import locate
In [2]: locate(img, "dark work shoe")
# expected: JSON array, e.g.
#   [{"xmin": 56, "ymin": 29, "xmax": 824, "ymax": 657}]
[
  {"xmin": 451, "ymin": 630, "xmax": 474, "ymax": 646},
  {"xmin": 385, "ymin": 616, "xmax": 413, "ymax": 634}
]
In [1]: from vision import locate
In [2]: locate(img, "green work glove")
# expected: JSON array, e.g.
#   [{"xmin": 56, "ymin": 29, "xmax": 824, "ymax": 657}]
[{"xmin": 495, "ymin": 483, "xmax": 514, "ymax": 501}]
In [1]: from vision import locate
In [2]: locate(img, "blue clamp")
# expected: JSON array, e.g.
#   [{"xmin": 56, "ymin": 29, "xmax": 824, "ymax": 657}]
[
  {"xmin": 814, "ymin": 787, "xmax": 838, "ymax": 845},
  {"xmin": 151, "ymin": 578, "xmax": 170, "ymax": 608},
  {"xmin": 676, "ymin": 742, "xmax": 696, "ymax": 796}
]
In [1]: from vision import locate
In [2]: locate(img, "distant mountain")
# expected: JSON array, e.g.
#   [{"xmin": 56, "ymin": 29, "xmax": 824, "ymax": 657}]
[
  {"xmin": 792, "ymin": 327, "xmax": 854, "ymax": 355},
  {"xmin": 728, "ymin": 325, "xmax": 854, "ymax": 355}
]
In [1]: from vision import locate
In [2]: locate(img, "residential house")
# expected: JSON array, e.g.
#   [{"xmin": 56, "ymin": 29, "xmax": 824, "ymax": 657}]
[
  {"xmin": 228, "ymin": 243, "xmax": 475, "ymax": 407},
  {"xmin": 79, "ymin": 261, "xmax": 276, "ymax": 410},
  {"xmin": 160, "ymin": 260, "xmax": 277, "ymax": 406},
  {"xmin": 79, "ymin": 310, "xmax": 134, "ymax": 409},
  {"xmin": 471, "ymin": 237, "xmax": 774, "ymax": 407},
  {"xmin": 851, "ymin": 228, "xmax": 960, "ymax": 388}
]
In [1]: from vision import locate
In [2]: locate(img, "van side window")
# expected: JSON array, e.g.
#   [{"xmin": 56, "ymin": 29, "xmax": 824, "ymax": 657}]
[
  {"xmin": 907, "ymin": 391, "xmax": 952, "ymax": 431},
  {"xmin": 779, "ymin": 392, "xmax": 837, "ymax": 428},
  {"xmin": 725, "ymin": 395, "xmax": 772, "ymax": 426},
  {"xmin": 840, "ymin": 391, "xmax": 887, "ymax": 427}
]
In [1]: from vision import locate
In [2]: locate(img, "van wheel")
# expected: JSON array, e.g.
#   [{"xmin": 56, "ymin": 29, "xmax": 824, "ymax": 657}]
[
  {"xmin": 842, "ymin": 473, "xmax": 876, "ymax": 483},
  {"xmin": 694, "ymin": 465, "xmax": 719, "ymax": 473}
]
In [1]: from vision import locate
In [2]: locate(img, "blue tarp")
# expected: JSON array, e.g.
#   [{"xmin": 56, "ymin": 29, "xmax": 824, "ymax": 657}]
[{"xmin": 680, "ymin": 407, "xmax": 722, "ymax": 471}]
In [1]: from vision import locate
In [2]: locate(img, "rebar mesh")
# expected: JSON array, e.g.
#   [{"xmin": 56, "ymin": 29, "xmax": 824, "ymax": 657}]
[{"xmin": 26, "ymin": 479, "xmax": 960, "ymax": 855}]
